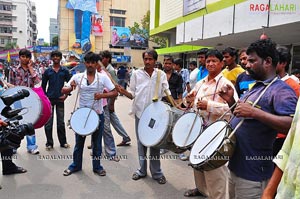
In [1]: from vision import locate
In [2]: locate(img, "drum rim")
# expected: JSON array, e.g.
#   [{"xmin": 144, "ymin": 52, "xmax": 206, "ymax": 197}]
[
  {"xmin": 189, "ymin": 120, "xmax": 229, "ymax": 165},
  {"xmin": 70, "ymin": 107, "xmax": 99, "ymax": 136},
  {"xmin": 172, "ymin": 112, "xmax": 203, "ymax": 148}
]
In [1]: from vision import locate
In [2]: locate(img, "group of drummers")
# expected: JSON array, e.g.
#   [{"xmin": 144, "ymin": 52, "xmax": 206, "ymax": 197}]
[
  {"xmin": 117, "ymin": 38, "xmax": 299, "ymax": 199},
  {"xmin": 0, "ymin": 37, "xmax": 299, "ymax": 198}
]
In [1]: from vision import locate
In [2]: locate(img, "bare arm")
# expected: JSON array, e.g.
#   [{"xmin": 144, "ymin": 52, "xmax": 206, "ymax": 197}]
[
  {"xmin": 94, "ymin": 88, "xmax": 118, "ymax": 100},
  {"xmin": 261, "ymin": 166, "xmax": 283, "ymax": 199},
  {"xmin": 115, "ymin": 84, "xmax": 133, "ymax": 100}
]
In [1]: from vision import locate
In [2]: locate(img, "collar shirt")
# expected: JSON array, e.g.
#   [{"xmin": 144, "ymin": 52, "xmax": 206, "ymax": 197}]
[
  {"xmin": 8, "ymin": 65, "xmax": 40, "ymax": 87},
  {"xmin": 222, "ymin": 64, "xmax": 245, "ymax": 85},
  {"xmin": 197, "ymin": 66, "xmax": 209, "ymax": 82},
  {"xmin": 66, "ymin": 71, "xmax": 115, "ymax": 114},
  {"xmin": 191, "ymin": 73, "xmax": 238, "ymax": 126},
  {"xmin": 128, "ymin": 68, "xmax": 169, "ymax": 118}
]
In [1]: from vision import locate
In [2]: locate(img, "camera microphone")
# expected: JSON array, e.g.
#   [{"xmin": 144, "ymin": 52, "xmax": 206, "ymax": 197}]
[{"xmin": 0, "ymin": 89, "xmax": 30, "ymax": 106}]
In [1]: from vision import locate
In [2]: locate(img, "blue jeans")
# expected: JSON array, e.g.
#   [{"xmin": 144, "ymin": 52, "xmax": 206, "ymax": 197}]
[
  {"xmin": 26, "ymin": 135, "xmax": 37, "ymax": 151},
  {"xmin": 109, "ymin": 99, "xmax": 130, "ymax": 140},
  {"xmin": 103, "ymin": 106, "xmax": 116, "ymax": 157},
  {"xmin": 68, "ymin": 114, "xmax": 104, "ymax": 172},
  {"xmin": 44, "ymin": 100, "xmax": 67, "ymax": 147},
  {"xmin": 74, "ymin": 9, "xmax": 91, "ymax": 46}
]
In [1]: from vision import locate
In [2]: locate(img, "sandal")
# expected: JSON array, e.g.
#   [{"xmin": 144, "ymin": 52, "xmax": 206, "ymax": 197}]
[
  {"xmin": 184, "ymin": 188, "xmax": 207, "ymax": 197},
  {"xmin": 132, "ymin": 172, "xmax": 146, "ymax": 180},
  {"xmin": 156, "ymin": 175, "xmax": 167, "ymax": 184},
  {"xmin": 3, "ymin": 167, "xmax": 27, "ymax": 175},
  {"xmin": 63, "ymin": 169, "xmax": 73, "ymax": 176},
  {"xmin": 93, "ymin": 169, "xmax": 106, "ymax": 176}
]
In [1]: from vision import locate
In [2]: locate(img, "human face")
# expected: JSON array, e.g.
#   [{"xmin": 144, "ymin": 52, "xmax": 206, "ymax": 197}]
[
  {"xmin": 163, "ymin": 59, "xmax": 173, "ymax": 72},
  {"xmin": 189, "ymin": 63, "xmax": 197, "ymax": 71},
  {"xmin": 143, "ymin": 53, "xmax": 156, "ymax": 70},
  {"xmin": 85, "ymin": 61, "xmax": 97, "ymax": 74},
  {"xmin": 19, "ymin": 55, "xmax": 30, "ymax": 66},
  {"xmin": 101, "ymin": 57, "xmax": 109, "ymax": 67},
  {"xmin": 198, "ymin": 54, "xmax": 206, "ymax": 66},
  {"xmin": 245, "ymin": 52, "xmax": 266, "ymax": 80},
  {"xmin": 206, "ymin": 55, "xmax": 223, "ymax": 78},
  {"xmin": 51, "ymin": 55, "xmax": 61, "ymax": 65},
  {"xmin": 239, "ymin": 52, "xmax": 248, "ymax": 68},
  {"xmin": 223, "ymin": 53, "xmax": 236, "ymax": 67}
]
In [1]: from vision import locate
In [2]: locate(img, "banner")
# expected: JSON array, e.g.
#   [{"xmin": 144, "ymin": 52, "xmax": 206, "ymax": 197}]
[{"xmin": 111, "ymin": 26, "xmax": 148, "ymax": 48}]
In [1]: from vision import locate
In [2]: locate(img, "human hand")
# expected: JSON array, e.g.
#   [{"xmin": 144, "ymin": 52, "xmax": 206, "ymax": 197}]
[
  {"xmin": 233, "ymin": 101, "xmax": 254, "ymax": 118},
  {"xmin": 196, "ymin": 99, "xmax": 208, "ymax": 110}
]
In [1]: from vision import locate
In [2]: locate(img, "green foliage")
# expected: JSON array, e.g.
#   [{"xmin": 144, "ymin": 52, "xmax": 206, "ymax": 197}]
[
  {"xmin": 52, "ymin": 35, "xmax": 58, "ymax": 46},
  {"xmin": 43, "ymin": 42, "xmax": 50, "ymax": 47},
  {"xmin": 4, "ymin": 42, "xmax": 17, "ymax": 50},
  {"xmin": 128, "ymin": 10, "xmax": 167, "ymax": 48}
]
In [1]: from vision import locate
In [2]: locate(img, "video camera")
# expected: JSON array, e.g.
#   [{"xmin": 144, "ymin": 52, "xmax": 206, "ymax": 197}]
[{"xmin": 0, "ymin": 89, "xmax": 34, "ymax": 150}]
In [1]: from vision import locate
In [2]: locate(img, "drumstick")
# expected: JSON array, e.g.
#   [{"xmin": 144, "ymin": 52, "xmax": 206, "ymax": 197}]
[
  {"xmin": 183, "ymin": 109, "xmax": 200, "ymax": 146},
  {"xmin": 83, "ymin": 100, "xmax": 96, "ymax": 129},
  {"xmin": 164, "ymin": 90, "xmax": 177, "ymax": 107},
  {"xmin": 98, "ymin": 60, "xmax": 118, "ymax": 86}
]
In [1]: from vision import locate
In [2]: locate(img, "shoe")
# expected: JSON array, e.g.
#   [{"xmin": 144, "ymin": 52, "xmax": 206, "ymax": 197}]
[
  {"xmin": 109, "ymin": 156, "xmax": 120, "ymax": 162},
  {"xmin": 72, "ymin": 42, "xmax": 81, "ymax": 49},
  {"xmin": 87, "ymin": 145, "xmax": 92, "ymax": 149},
  {"xmin": 179, "ymin": 153, "xmax": 189, "ymax": 161},
  {"xmin": 63, "ymin": 169, "xmax": 73, "ymax": 176},
  {"xmin": 60, "ymin": 143, "xmax": 70, "ymax": 148},
  {"xmin": 117, "ymin": 138, "xmax": 131, "ymax": 147},
  {"xmin": 93, "ymin": 169, "xmax": 106, "ymax": 176},
  {"xmin": 3, "ymin": 167, "xmax": 27, "ymax": 175},
  {"xmin": 28, "ymin": 149, "xmax": 39, "ymax": 155},
  {"xmin": 160, "ymin": 149, "xmax": 168, "ymax": 155},
  {"xmin": 45, "ymin": 145, "xmax": 53, "ymax": 151},
  {"xmin": 132, "ymin": 172, "xmax": 146, "ymax": 180},
  {"xmin": 155, "ymin": 176, "xmax": 167, "ymax": 184},
  {"xmin": 82, "ymin": 42, "xmax": 91, "ymax": 53},
  {"xmin": 184, "ymin": 188, "xmax": 208, "ymax": 197}
]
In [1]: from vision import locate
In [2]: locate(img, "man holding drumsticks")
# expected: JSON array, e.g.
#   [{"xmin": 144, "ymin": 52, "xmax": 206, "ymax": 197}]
[
  {"xmin": 183, "ymin": 49, "xmax": 238, "ymax": 198},
  {"xmin": 62, "ymin": 52, "xmax": 117, "ymax": 177}
]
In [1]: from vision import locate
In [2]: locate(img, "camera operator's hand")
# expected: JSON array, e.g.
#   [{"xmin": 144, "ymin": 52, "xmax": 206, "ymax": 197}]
[{"xmin": 0, "ymin": 120, "xmax": 7, "ymax": 127}]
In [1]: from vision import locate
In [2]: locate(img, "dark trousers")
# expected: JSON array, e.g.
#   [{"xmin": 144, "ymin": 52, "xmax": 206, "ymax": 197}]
[{"xmin": 1, "ymin": 149, "xmax": 17, "ymax": 173}]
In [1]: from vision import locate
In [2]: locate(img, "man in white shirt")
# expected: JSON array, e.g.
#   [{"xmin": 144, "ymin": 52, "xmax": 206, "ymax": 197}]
[
  {"xmin": 117, "ymin": 49, "xmax": 169, "ymax": 184},
  {"xmin": 61, "ymin": 52, "xmax": 117, "ymax": 177}
]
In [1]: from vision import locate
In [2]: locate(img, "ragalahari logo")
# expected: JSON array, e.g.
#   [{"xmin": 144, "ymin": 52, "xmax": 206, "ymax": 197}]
[{"xmin": 249, "ymin": 3, "xmax": 297, "ymax": 14}]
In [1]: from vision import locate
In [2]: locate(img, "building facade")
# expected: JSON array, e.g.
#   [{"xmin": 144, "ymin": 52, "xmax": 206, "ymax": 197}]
[
  {"xmin": 11, "ymin": 0, "xmax": 37, "ymax": 49},
  {"xmin": 58, "ymin": 0, "xmax": 150, "ymax": 67},
  {"xmin": 150, "ymin": 0, "xmax": 300, "ymax": 71},
  {"xmin": 0, "ymin": 0, "xmax": 14, "ymax": 50},
  {"xmin": 49, "ymin": 18, "xmax": 59, "ymax": 45}
]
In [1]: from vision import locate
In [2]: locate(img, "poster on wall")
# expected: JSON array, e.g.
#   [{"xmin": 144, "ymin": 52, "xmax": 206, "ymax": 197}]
[
  {"xmin": 66, "ymin": 0, "xmax": 100, "ymax": 54},
  {"xmin": 110, "ymin": 26, "xmax": 148, "ymax": 48},
  {"xmin": 92, "ymin": 14, "xmax": 103, "ymax": 36},
  {"xmin": 183, "ymin": 0, "xmax": 206, "ymax": 16}
]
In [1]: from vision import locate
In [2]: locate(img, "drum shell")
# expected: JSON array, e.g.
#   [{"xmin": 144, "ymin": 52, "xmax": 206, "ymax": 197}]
[
  {"xmin": 138, "ymin": 101, "xmax": 186, "ymax": 154},
  {"xmin": 190, "ymin": 120, "xmax": 236, "ymax": 171}
]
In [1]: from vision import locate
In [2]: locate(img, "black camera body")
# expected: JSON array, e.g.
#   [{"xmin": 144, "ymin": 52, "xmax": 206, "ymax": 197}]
[{"xmin": 0, "ymin": 89, "xmax": 34, "ymax": 150}]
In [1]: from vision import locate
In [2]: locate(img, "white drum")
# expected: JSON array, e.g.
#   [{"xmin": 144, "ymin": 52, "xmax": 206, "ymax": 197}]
[
  {"xmin": 70, "ymin": 107, "xmax": 99, "ymax": 136},
  {"xmin": 172, "ymin": 112, "xmax": 203, "ymax": 149},
  {"xmin": 0, "ymin": 86, "xmax": 41, "ymax": 125},
  {"xmin": 138, "ymin": 101, "xmax": 185, "ymax": 153},
  {"xmin": 189, "ymin": 120, "xmax": 235, "ymax": 171}
]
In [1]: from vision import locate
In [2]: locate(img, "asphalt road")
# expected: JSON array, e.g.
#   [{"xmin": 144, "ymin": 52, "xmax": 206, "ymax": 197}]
[{"xmin": 0, "ymin": 93, "xmax": 195, "ymax": 199}]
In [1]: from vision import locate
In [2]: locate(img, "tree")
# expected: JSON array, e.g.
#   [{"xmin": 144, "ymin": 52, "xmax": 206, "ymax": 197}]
[
  {"xmin": 129, "ymin": 10, "xmax": 167, "ymax": 48},
  {"xmin": 4, "ymin": 41, "xmax": 18, "ymax": 50},
  {"xmin": 52, "ymin": 35, "xmax": 58, "ymax": 46},
  {"xmin": 43, "ymin": 42, "xmax": 50, "ymax": 47}
]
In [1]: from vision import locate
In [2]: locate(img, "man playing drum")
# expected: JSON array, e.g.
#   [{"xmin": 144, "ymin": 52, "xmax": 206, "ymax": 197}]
[
  {"xmin": 219, "ymin": 39, "xmax": 297, "ymax": 199},
  {"xmin": 183, "ymin": 49, "xmax": 238, "ymax": 198},
  {"xmin": 116, "ymin": 49, "xmax": 169, "ymax": 184},
  {"xmin": 61, "ymin": 52, "xmax": 117, "ymax": 177}
]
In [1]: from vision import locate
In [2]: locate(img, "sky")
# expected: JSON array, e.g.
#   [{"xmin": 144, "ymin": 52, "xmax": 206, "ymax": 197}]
[{"xmin": 31, "ymin": 0, "xmax": 58, "ymax": 43}]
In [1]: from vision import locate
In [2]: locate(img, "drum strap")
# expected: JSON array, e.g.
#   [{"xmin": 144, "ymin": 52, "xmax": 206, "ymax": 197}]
[
  {"xmin": 73, "ymin": 74, "xmax": 84, "ymax": 112},
  {"xmin": 152, "ymin": 69, "xmax": 161, "ymax": 101}
]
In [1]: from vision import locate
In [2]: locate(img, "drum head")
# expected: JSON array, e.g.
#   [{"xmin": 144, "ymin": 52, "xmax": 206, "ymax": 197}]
[
  {"xmin": 0, "ymin": 86, "xmax": 41, "ymax": 125},
  {"xmin": 70, "ymin": 107, "xmax": 99, "ymax": 136},
  {"xmin": 138, "ymin": 101, "xmax": 171, "ymax": 147},
  {"xmin": 172, "ymin": 112, "xmax": 202, "ymax": 148},
  {"xmin": 190, "ymin": 120, "xmax": 227, "ymax": 165}
]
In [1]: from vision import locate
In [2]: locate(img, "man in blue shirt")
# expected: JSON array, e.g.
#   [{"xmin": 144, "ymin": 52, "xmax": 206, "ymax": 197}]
[
  {"xmin": 220, "ymin": 39, "xmax": 297, "ymax": 199},
  {"xmin": 42, "ymin": 50, "xmax": 71, "ymax": 150}
]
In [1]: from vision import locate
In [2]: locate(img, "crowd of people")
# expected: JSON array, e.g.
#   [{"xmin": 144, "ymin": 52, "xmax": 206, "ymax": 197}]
[{"xmin": 0, "ymin": 38, "xmax": 300, "ymax": 198}]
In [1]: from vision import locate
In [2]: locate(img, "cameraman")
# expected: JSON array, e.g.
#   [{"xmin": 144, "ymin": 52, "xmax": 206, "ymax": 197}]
[{"xmin": 0, "ymin": 118, "xmax": 26, "ymax": 189}]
